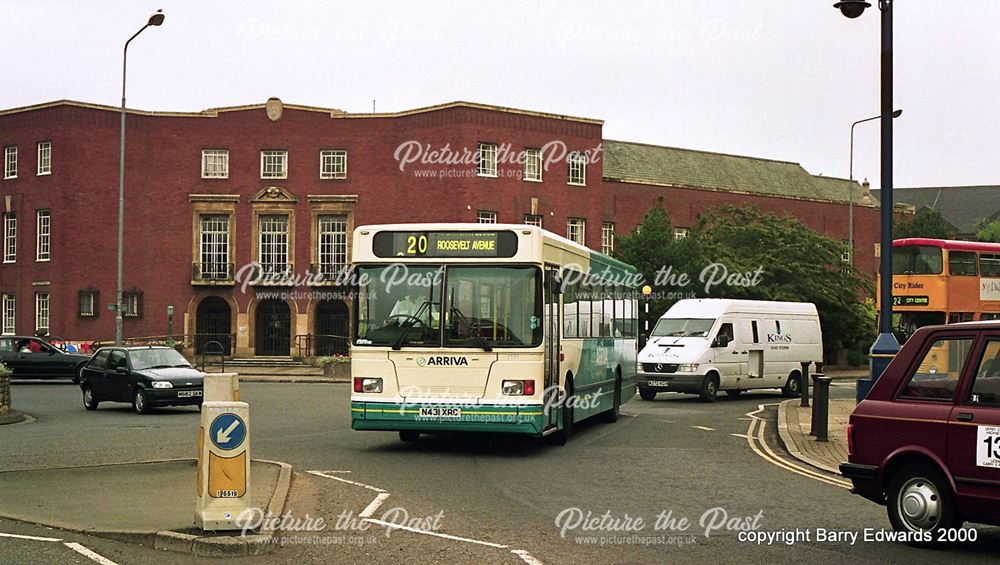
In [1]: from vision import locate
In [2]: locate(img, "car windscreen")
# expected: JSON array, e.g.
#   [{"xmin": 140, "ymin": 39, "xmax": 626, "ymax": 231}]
[
  {"xmin": 129, "ymin": 349, "xmax": 192, "ymax": 371},
  {"xmin": 650, "ymin": 318, "xmax": 716, "ymax": 338}
]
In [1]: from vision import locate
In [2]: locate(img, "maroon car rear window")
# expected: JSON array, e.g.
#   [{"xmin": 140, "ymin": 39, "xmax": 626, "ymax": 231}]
[{"xmin": 898, "ymin": 337, "xmax": 973, "ymax": 401}]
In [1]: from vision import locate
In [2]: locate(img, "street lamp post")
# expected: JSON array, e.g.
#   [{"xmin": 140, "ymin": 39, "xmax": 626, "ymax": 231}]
[
  {"xmin": 848, "ymin": 109, "xmax": 900, "ymax": 268},
  {"xmin": 834, "ymin": 0, "xmax": 900, "ymax": 400},
  {"xmin": 117, "ymin": 10, "xmax": 165, "ymax": 345},
  {"xmin": 166, "ymin": 305, "xmax": 175, "ymax": 348}
]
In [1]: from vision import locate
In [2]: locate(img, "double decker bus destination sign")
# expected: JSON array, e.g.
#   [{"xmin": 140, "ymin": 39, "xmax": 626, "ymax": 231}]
[{"xmin": 373, "ymin": 230, "xmax": 519, "ymax": 259}]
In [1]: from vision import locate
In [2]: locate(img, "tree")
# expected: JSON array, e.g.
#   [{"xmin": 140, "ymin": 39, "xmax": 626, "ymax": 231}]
[
  {"xmin": 975, "ymin": 219, "xmax": 1000, "ymax": 243},
  {"xmin": 894, "ymin": 208, "xmax": 954, "ymax": 239},
  {"xmin": 694, "ymin": 205, "xmax": 874, "ymax": 360}
]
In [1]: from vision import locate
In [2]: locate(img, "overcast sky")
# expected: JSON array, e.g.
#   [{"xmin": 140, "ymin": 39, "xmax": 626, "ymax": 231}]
[{"xmin": 3, "ymin": 1, "xmax": 998, "ymax": 190}]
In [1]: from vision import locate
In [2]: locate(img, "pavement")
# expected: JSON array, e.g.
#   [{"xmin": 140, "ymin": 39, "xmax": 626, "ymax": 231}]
[
  {"xmin": 778, "ymin": 394, "xmax": 855, "ymax": 475},
  {"xmin": 203, "ymin": 365, "xmax": 348, "ymax": 384},
  {"xmin": 0, "ymin": 458, "xmax": 293, "ymax": 557}
]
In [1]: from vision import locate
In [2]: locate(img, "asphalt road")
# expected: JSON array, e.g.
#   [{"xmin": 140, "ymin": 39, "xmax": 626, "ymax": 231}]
[{"xmin": 2, "ymin": 380, "xmax": 999, "ymax": 564}]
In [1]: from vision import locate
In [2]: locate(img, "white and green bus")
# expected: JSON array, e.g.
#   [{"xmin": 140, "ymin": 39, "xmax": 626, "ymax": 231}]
[{"xmin": 350, "ymin": 223, "xmax": 640, "ymax": 444}]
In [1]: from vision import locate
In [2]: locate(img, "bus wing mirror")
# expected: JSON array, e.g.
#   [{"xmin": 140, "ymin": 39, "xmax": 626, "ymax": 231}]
[{"xmin": 548, "ymin": 274, "xmax": 563, "ymax": 295}]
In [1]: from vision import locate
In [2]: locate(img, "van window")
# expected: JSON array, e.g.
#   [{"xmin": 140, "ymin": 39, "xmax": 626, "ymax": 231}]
[
  {"xmin": 714, "ymin": 323, "xmax": 735, "ymax": 347},
  {"xmin": 751, "ymin": 321, "xmax": 759, "ymax": 344},
  {"xmin": 651, "ymin": 318, "xmax": 714, "ymax": 338},
  {"xmin": 899, "ymin": 338, "xmax": 973, "ymax": 401}
]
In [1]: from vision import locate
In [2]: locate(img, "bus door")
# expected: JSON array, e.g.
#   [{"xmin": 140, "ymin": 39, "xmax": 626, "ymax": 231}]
[{"xmin": 544, "ymin": 268, "xmax": 562, "ymax": 430}]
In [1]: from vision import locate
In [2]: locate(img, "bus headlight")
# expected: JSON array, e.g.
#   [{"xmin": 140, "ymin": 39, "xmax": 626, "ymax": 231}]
[
  {"xmin": 354, "ymin": 377, "xmax": 383, "ymax": 394},
  {"xmin": 678, "ymin": 364, "xmax": 699, "ymax": 373},
  {"xmin": 151, "ymin": 381, "xmax": 173, "ymax": 389},
  {"xmin": 502, "ymin": 380, "xmax": 535, "ymax": 396}
]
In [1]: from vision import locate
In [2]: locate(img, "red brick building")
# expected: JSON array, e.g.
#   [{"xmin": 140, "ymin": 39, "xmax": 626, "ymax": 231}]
[{"xmin": 0, "ymin": 98, "xmax": 881, "ymax": 357}]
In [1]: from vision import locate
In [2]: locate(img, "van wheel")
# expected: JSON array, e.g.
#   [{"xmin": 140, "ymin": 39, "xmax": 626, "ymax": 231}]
[
  {"xmin": 638, "ymin": 387, "xmax": 656, "ymax": 401},
  {"xmin": 399, "ymin": 431, "xmax": 419, "ymax": 442},
  {"xmin": 782, "ymin": 373, "xmax": 802, "ymax": 398},
  {"xmin": 698, "ymin": 374, "xmax": 719, "ymax": 403},
  {"xmin": 887, "ymin": 463, "xmax": 962, "ymax": 546}
]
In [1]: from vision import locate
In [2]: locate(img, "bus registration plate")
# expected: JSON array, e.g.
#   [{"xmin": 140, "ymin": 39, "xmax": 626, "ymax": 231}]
[{"xmin": 419, "ymin": 407, "xmax": 462, "ymax": 419}]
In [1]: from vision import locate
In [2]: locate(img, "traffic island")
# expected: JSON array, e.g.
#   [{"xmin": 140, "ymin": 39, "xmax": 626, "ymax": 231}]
[
  {"xmin": 0, "ymin": 458, "xmax": 293, "ymax": 557},
  {"xmin": 777, "ymin": 398, "xmax": 854, "ymax": 473}
]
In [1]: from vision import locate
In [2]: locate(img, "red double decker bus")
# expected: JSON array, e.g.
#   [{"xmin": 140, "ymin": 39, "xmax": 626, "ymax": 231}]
[{"xmin": 878, "ymin": 238, "xmax": 1000, "ymax": 342}]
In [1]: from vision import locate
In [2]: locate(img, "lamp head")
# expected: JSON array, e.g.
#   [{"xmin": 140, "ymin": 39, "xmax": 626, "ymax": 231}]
[
  {"xmin": 891, "ymin": 109, "xmax": 902, "ymax": 118},
  {"xmin": 834, "ymin": 1, "xmax": 871, "ymax": 18},
  {"xmin": 148, "ymin": 9, "xmax": 165, "ymax": 26}
]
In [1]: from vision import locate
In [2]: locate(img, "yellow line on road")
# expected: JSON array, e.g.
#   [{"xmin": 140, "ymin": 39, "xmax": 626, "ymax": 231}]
[{"xmin": 744, "ymin": 404, "xmax": 851, "ymax": 490}]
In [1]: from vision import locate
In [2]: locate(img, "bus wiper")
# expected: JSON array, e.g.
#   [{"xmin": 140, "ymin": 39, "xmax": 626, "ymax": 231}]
[
  {"xmin": 391, "ymin": 302, "xmax": 431, "ymax": 351},
  {"xmin": 450, "ymin": 308, "xmax": 492, "ymax": 352}
]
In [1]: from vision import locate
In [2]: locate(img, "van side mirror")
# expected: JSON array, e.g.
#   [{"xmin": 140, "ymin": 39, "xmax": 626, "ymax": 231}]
[{"xmin": 713, "ymin": 335, "xmax": 731, "ymax": 348}]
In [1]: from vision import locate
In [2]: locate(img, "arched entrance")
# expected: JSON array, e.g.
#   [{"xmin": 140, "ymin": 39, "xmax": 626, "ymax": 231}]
[
  {"xmin": 196, "ymin": 297, "xmax": 232, "ymax": 355},
  {"xmin": 314, "ymin": 299, "xmax": 349, "ymax": 356},
  {"xmin": 255, "ymin": 299, "xmax": 291, "ymax": 356}
]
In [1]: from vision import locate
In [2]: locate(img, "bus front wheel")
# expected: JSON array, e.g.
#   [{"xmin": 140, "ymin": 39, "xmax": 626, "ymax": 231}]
[{"xmin": 545, "ymin": 378, "xmax": 574, "ymax": 446}]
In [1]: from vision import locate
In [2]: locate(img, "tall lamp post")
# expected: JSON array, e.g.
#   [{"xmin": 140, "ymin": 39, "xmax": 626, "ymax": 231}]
[
  {"xmin": 117, "ymin": 10, "xmax": 165, "ymax": 345},
  {"xmin": 848, "ymin": 109, "xmax": 901, "ymax": 268},
  {"xmin": 834, "ymin": 0, "xmax": 899, "ymax": 400}
]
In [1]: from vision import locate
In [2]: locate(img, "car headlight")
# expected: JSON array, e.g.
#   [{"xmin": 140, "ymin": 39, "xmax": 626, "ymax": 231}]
[
  {"xmin": 678, "ymin": 364, "xmax": 699, "ymax": 372},
  {"xmin": 151, "ymin": 381, "xmax": 173, "ymax": 389}
]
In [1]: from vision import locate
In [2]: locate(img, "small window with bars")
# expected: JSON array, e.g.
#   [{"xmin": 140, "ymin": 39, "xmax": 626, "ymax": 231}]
[
  {"xmin": 35, "ymin": 292, "xmax": 49, "ymax": 333},
  {"xmin": 260, "ymin": 150, "xmax": 288, "ymax": 179},
  {"xmin": 523, "ymin": 148, "xmax": 542, "ymax": 182},
  {"xmin": 318, "ymin": 215, "xmax": 348, "ymax": 277},
  {"xmin": 2, "ymin": 294, "xmax": 15, "ymax": 335},
  {"xmin": 3, "ymin": 213, "xmax": 16, "ymax": 263},
  {"xmin": 37, "ymin": 142, "xmax": 51, "ymax": 175},
  {"xmin": 36, "ymin": 210, "xmax": 50, "ymax": 262},
  {"xmin": 259, "ymin": 215, "xmax": 289, "ymax": 275},
  {"xmin": 3, "ymin": 146, "xmax": 16, "ymax": 179},
  {"xmin": 601, "ymin": 222, "xmax": 615, "ymax": 255},
  {"xmin": 567, "ymin": 218, "xmax": 586, "ymax": 244},
  {"xmin": 124, "ymin": 290, "xmax": 143, "ymax": 318},
  {"xmin": 320, "ymin": 150, "xmax": 348, "ymax": 179},
  {"xmin": 477, "ymin": 211, "xmax": 497, "ymax": 224},
  {"xmin": 524, "ymin": 214, "xmax": 543, "ymax": 227},
  {"xmin": 477, "ymin": 143, "xmax": 498, "ymax": 177},
  {"xmin": 79, "ymin": 289, "xmax": 98, "ymax": 318},
  {"xmin": 568, "ymin": 152, "xmax": 586, "ymax": 186},
  {"xmin": 201, "ymin": 149, "xmax": 229, "ymax": 179},
  {"xmin": 199, "ymin": 215, "xmax": 231, "ymax": 279}
]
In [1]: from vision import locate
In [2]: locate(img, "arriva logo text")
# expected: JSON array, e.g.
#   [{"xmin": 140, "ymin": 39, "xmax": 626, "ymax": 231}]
[{"xmin": 416, "ymin": 356, "xmax": 470, "ymax": 367}]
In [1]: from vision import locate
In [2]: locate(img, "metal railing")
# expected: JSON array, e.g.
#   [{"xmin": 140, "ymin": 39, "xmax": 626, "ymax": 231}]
[
  {"xmin": 192, "ymin": 262, "xmax": 235, "ymax": 282},
  {"xmin": 200, "ymin": 340, "xmax": 226, "ymax": 372},
  {"xmin": 295, "ymin": 334, "xmax": 350, "ymax": 357},
  {"xmin": 88, "ymin": 333, "xmax": 235, "ymax": 355}
]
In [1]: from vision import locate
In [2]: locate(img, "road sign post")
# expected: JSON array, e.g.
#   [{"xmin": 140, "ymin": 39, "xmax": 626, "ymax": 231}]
[{"xmin": 196, "ymin": 401, "xmax": 250, "ymax": 531}]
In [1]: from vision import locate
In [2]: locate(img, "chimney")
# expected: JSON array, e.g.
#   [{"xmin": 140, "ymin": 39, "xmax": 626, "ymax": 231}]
[{"xmin": 861, "ymin": 178, "xmax": 871, "ymax": 197}]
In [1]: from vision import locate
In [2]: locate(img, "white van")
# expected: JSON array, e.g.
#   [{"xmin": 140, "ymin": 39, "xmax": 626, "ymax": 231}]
[{"xmin": 637, "ymin": 299, "xmax": 823, "ymax": 402}]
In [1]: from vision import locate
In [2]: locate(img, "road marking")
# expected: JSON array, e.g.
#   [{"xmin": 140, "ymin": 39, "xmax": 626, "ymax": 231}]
[
  {"xmin": 743, "ymin": 404, "xmax": 851, "ymax": 489},
  {"xmin": 64, "ymin": 542, "xmax": 120, "ymax": 565},
  {"xmin": 307, "ymin": 470, "xmax": 388, "ymax": 493},
  {"xmin": 309, "ymin": 469, "xmax": 544, "ymax": 563},
  {"xmin": 364, "ymin": 518, "xmax": 509, "ymax": 548},
  {"xmin": 730, "ymin": 433, "xmax": 749, "ymax": 439},
  {"xmin": 0, "ymin": 532, "xmax": 63, "ymax": 542},
  {"xmin": 512, "ymin": 548, "xmax": 546, "ymax": 565},
  {"xmin": 692, "ymin": 425, "xmax": 716, "ymax": 431},
  {"xmin": 359, "ymin": 492, "xmax": 392, "ymax": 518}
]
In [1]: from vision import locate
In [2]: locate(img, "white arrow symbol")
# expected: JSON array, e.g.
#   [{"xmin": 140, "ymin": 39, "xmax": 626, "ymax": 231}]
[{"xmin": 216, "ymin": 419, "xmax": 242, "ymax": 444}]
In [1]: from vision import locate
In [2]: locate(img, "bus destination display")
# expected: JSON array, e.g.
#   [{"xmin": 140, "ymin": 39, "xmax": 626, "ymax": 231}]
[
  {"xmin": 892, "ymin": 295, "xmax": 930, "ymax": 306},
  {"xmin": 373, "ymin": 231, "xmax": 519, "ymax": 258}
]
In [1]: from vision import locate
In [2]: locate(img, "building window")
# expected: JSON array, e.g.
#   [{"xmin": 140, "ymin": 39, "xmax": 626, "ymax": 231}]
[
  {"xmin": 3, "ymin": 146, "xmax": 16, "ymax": 179},
  {"xmin": 260, "ymin": 150, "xmax": 288, "ymax": 179},
  {"xmin": 568, "ymin": 152, "xmax": 586, "ymax": 186},
  {"xmin": 201, "ymin": 149, "xmax": 229, "ymax": 179},
  {"xmin": 259, "ymin": 215, "xmax": 289, "ymax": 274},
  {"xmin": 123, "ymin": 290, "xmax": 143, "ymax": 318},
  {"xmin": 37, "ymin": 142, "xmax": 51, "ymax": 175},
  {"xmin": 318, "ymin": 215, "xmax": 348, "ymax": 276},
  {"xmin": 3, "ymin": 213, "xmax": 15, "ymax": 263},
  {"xmin": 602, "ymin": 222, "xmax": 615, "ymax": 255},
  {"xmin": 524, "ymin": 214, "xmax": 543, "ymax": 227},
  {"xmin": 477, "ymin": 210, "xmax": 497, "ymax": 224},
  {"xmin": 199, "ymin": 215, "xmax": 231, "ymax": 279},
  {"xmin": 523, "ymin": 148, "xmax": 542, "ymax": 182},
  {"xmin": 2, "ymin": 294, "xmax": 14, "ymax": 335},
  {"xmin": 673, "ymin": 227, "xmax": 689, "ymax": 240},
  {"xmin": 477, "ymin": 143, "xmax": 498, "ymax": 177},
  {"xmin": 567, "ymin": 218, "xmax": 586, "ymax": 245},
  {"xmin": 320, "ymin": 150, "xmax": 347, "ymax": 179},
  {"xmin": 79, "ymin": 290, "xmax": 98, "ymax": 318},
  {"xmin": 35, "ymin": 293, "xmax": 49, "ymax": 333},
  {"xmin": 36, "ymin": 210, "xmax": 50, "ymax": 262}
]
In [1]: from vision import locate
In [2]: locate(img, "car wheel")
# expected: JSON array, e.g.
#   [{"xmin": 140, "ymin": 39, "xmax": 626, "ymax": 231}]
[
  {"xmin": 82, "ymin": 386, "xmax": 99, "ymax": 411},
  {"xmin": 726, "ymin": 389, "xmax": 742, "ymax": 398},
  {"xmin": 638, "ymin": 387, "xmax": 657, "ymax": 401},
  {"xmin": 782, "ymin": 373, "xmax": 802, "ymax": 398},
  {"xmin": 698, "ymin": 374, "xmax": 719, "ymax": 403},
  {"xmin": 545, "ymin": 378, "xmax": 574, "ymax": 446},
  {"xmin": 399, "ymin": 431, "xmax": 419, "ymax": 442},
  {"xmin": 133, "ymin": 388, "xmax": 150, "ymax": 415},
  {"xmin": 887, "ymin": 462, "xmax": 962, "ymax": 546}
]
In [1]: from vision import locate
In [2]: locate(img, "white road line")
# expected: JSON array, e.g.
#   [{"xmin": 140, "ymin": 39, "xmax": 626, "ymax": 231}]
[
  {"xmin": 730, "ymin": 433, "xmax": 749, "ymax": 439},
  {"xmin": 64, "ymin": 542, "xmax": 120, "ymax": 565},
  {"xmin": 0, "ymin": 532, "xmax": 63, "ymax": 542},
  {"xmin": 307, "ymin": 470, "xmax": 388, "ymax": 493},
  {"xmin": 359, "ymin": 492, "xmax": 392, "ymax": 518},
  {"xmin": 692, "ymin": 425, "xmax": 716, "ymax": 431},
  {"xmin": 363, "ymin": 518, "xmax": 509, "ymax": 549},
  {"xmin": 511, "ymin": 548, "xmax": 545, "ymax": 565}
]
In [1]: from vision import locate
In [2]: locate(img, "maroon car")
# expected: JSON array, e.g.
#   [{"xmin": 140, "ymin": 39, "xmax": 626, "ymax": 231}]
[{"xmin": 841, "ymin": 322, "xmax": 1000, "ymax": 545}]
